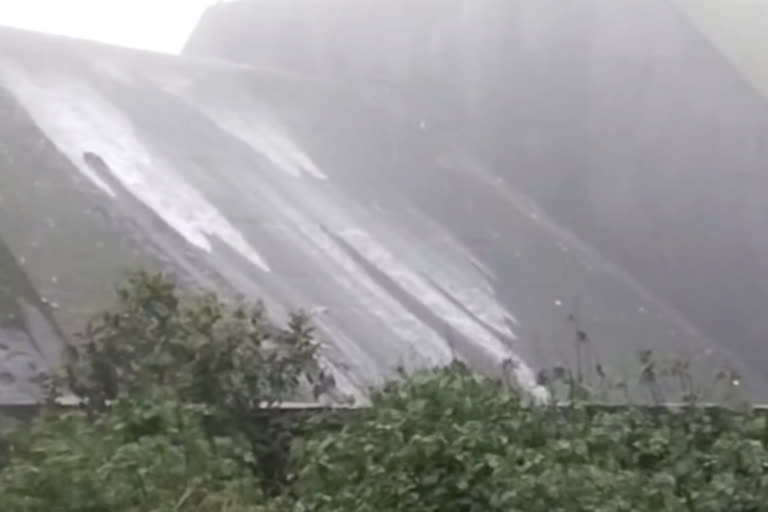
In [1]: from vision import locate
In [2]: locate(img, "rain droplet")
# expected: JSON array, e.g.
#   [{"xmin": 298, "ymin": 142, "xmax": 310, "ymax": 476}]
[{"xmin": 554, "ymin": 300, "xmax": 563, "ymax": 307}]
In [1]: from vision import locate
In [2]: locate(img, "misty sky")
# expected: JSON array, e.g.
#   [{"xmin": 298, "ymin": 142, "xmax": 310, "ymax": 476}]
[{"xmin": 0, "ymin": 0, "xmax": 214, "ymax": 53}]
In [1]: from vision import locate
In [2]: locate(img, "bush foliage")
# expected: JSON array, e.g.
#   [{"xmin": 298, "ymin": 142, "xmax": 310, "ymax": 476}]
[
  {"xmin": 295, "ymin": 364, "xmax": 768, "ymax": 511},
  {"xmin": 1, "ymin": 271, "xmax": 767, "ymax": 511}
]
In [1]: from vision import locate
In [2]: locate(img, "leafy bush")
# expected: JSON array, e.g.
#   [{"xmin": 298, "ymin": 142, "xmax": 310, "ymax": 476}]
[
  {"xmin": 294, "ymin": 362, "xmax": 768, "ymax": 512},
  {"xmin": 52, "ymin": 270, "xmax": 323, "ymax": 411},
  {"xmin": 2, "ymin": 271, "xmax": 768, "ymax": 511},
  {"xmin": 1, "ymin": 398, "xmax": 266, "ymax": 511},
  {"xmin": 1, "ymin": 270, "xmax": 324, "ymax": 510}
]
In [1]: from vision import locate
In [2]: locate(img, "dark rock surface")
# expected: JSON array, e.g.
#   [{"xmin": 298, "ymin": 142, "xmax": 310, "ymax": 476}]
[
  {"xmin": 0, "ymin": 19, "xmax": 764, "ymax": 402},
  {"xmin": 185, "ymin": 0, "xmax": 768, "ymax": 388}
]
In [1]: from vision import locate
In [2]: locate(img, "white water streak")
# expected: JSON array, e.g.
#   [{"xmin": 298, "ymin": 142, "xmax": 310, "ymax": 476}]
[{"xmin": 0, "ymin": 66, "xmax": 270, "ymax": 272}]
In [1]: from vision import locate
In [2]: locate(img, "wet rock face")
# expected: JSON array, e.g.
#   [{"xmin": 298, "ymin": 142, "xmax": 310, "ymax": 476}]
[
  {"xmin": 185, "ymin": 0, "xmax": 768, "ymax": 377},
  {"xmin": 0, "ymin": 237, "xmax": 56, "ymax": 404},
  {"xmin": 0, "ymin": 19, "xmax": 767, "ymax": 404},
  {"xmin": 0, "ymin": 328, "xmax": 46, "ymax": 404}
]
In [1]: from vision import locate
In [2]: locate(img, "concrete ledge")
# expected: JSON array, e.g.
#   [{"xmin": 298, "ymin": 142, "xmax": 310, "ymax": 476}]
[{"xmin": 1, "ymin": 396, "xmax": 762, "ymax": 423}]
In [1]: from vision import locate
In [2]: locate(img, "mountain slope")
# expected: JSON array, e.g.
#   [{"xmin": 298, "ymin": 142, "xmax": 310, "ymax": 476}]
[
  {"xmin": 0, "ymin": 24, "xmax": 763, "ymax": 403},
  {"xmin": 183, "ymin": 0, "xmax": 768, "ymax": 383}
]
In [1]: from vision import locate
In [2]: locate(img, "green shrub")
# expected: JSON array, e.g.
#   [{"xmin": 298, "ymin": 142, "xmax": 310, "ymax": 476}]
[
  {"xmin": 1, "ymin": 397, "xmax": 264, "ymax": 511},
  {"xmin": 52, "ymin": 270, "xmax": 322, "ymax": 411},
  {"xmin": 1, "ymin": 270, "xmax": 323, "ymax": 510},
  {"xmin": 50, "ymin": 270, "xmax": 328, "ymax": 492},
  {"xmin": 293, "ymin": 363, "xmax": 768, "ymax": 512},
  {"xmin": 2, "ymin": 270, "xmax": 768, "ymax": 511}
]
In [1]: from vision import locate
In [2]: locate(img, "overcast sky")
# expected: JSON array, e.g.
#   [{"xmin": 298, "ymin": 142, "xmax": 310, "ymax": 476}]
[{"xmin": 0, "ymin": 0, "xmax": 215, "ymax": 53}]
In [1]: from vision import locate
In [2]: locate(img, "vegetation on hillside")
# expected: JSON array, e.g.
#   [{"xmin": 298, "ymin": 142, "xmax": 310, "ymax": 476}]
[{"xmin": 1, "ymin": 270, "xmax": 767, "ymax": 511}]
